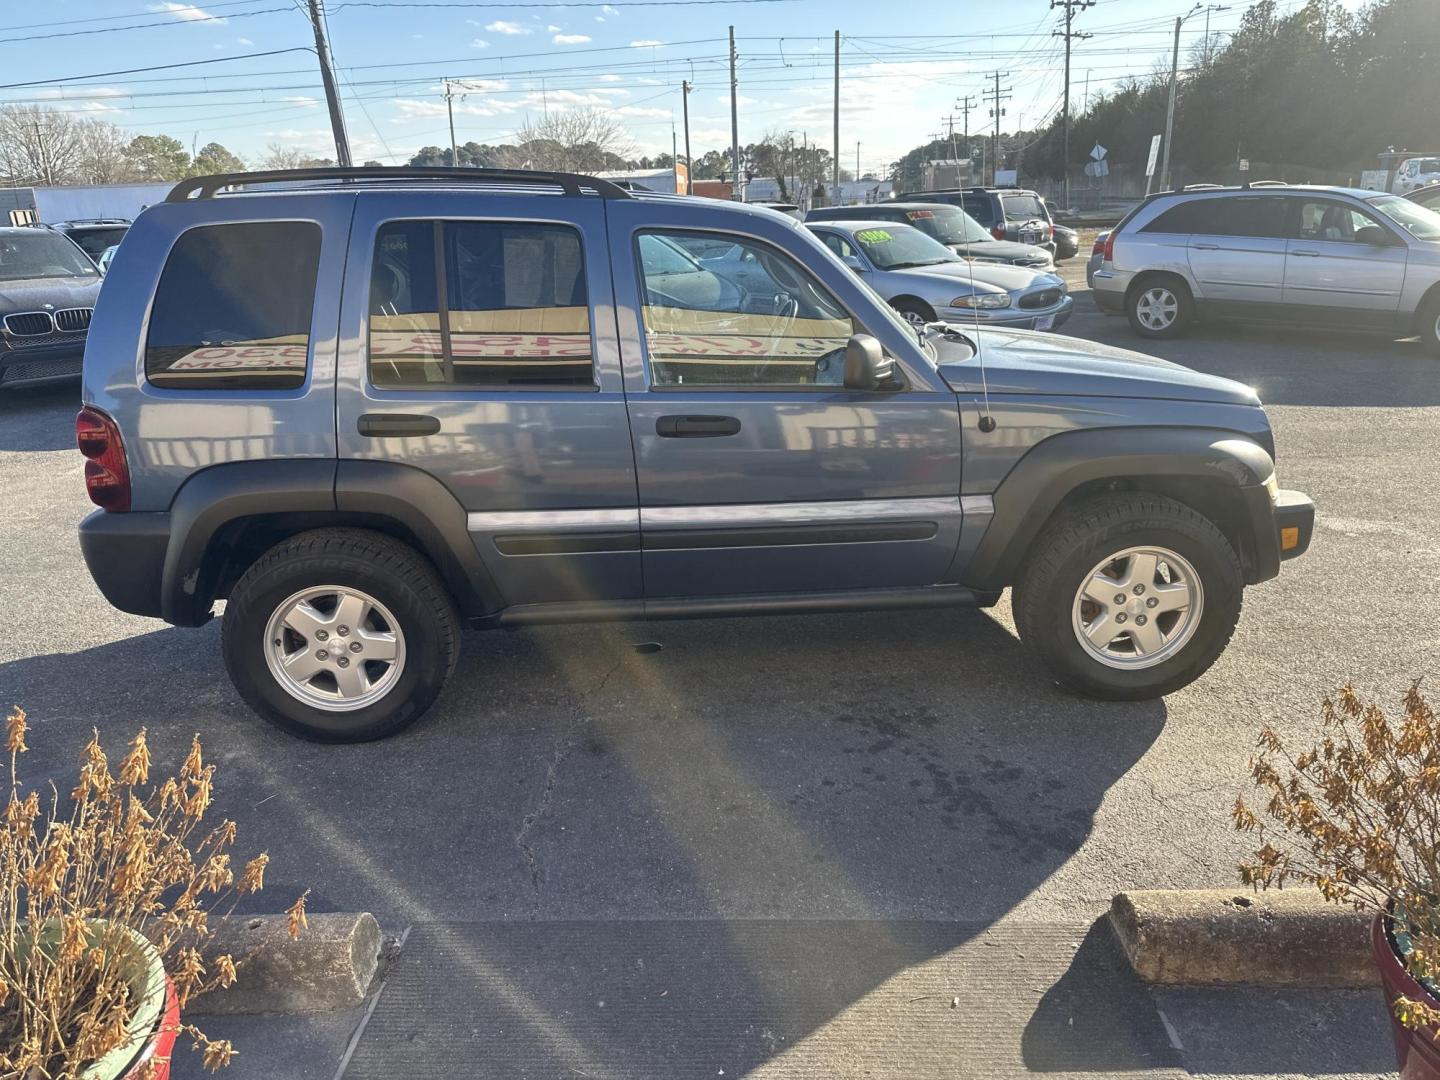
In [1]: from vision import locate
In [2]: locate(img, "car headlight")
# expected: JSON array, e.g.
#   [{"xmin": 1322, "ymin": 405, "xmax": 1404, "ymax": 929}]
[{"xmin": 950, "ymin": 293, "xmax": 1011, "ymax": 309}]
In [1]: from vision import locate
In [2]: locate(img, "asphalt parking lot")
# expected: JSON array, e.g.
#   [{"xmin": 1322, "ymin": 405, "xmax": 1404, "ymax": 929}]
[{"xmin": 2, "ymin": 270, "xmax": 1433, "ymax": 1077}]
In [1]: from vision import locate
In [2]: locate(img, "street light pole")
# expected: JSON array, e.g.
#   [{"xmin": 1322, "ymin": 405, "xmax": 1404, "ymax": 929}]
[
  {"xmin": 1161, "ymin": 4, "xmax": 1225, "ymax": 192},
  {"xmin": 681, "ymin": 80, "xmax": 693, "ymax": 194},
  {"xmin": 306, "ymin": 0, "xmax": 352, "ymax": 167}
]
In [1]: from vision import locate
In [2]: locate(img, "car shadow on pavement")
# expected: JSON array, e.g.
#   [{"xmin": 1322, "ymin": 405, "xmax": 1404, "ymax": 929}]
[
  {"xmin": 0, "ymin": 381, "xmax": 80, "ymax": 452},
  {"xmin": 0, "ymin": 607, "xmax": 1169, "ymax": 1076},
  {"xmin": 1065, "ymin": 305, "xmax": 1440, "ymax": 408}
]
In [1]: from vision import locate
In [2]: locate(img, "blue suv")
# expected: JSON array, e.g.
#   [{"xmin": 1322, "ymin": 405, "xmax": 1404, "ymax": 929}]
[{"xmin": 77, "ymin": 167, "xmax": 1314, "ymax": 741}]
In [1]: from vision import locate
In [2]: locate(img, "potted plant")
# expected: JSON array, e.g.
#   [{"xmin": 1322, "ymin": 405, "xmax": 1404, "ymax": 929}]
[
  {"xmin": 1233, "ymin": 683, "xmax": 1440, "ymax": 1079},
  {"xmin": 1, "ymin": 707, "xmax": 307, "ymax": 1078}
]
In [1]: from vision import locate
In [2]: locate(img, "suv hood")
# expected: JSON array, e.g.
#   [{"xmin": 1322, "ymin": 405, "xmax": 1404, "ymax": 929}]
[
  {"xmin": 0, "ymin": 275, "xmax": 101, "ymax": 311},
  {"xmin": 936, "ymin": 327, "xmax": 1261, "ymax": 405}
]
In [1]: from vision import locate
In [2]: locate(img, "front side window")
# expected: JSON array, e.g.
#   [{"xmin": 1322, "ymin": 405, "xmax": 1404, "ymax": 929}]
[
  {"xmin": 0, "ymin": 232, "xmax": 98, "ymax": 281},
  {"xmin": 145, "ymin": 221, "xmax": 319, "ymax": 390},
  {"xmin": 1293, "ymin": 200, "xmax": 1387, "ymax": 243},
  {"xmin": 368, "ymin": 219, "xmax": 593, "ymax": 388},
  {"xmin": 636, "ymin": 230, "xmax": 862, "ymax": 388}
]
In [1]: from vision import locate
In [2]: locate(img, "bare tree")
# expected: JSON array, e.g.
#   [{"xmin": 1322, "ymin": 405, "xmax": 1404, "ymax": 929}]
[
  {"xmin": 506, "ymin": 108, "xmax": 635, "ymax": 173},
  {"xmin": 257, "ymin": 143, "xmax": 332, "ymax": 170},
  {"xmin": 0, "ymin": 106, "xmax": 85, "ymax": 186},
  {"xmin": 73, "ymin": 119, "xmax": 133, "ymax": 184}
]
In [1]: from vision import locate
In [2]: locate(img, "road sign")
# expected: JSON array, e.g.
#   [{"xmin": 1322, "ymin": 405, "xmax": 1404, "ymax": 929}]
[
  {"xmin": 1239, "ymin": 158, "xmax": 1250, "ymax": 172},
  {"xmin": 1145, "ymin": 134, "xmax": 1162, "ymax": 178},
  {"xmin": 1090, "ymin": 143, "xmax": 1107, "ymax": 161}
]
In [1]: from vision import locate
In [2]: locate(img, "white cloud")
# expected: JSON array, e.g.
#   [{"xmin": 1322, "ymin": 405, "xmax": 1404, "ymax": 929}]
[
  {"xmin": 636, "ymin": 77, "xmax": 663, "ymax": 85},
  {"xmin": 546, "ymin": 23, "xmax": 561, "ymax": 32},
  {"xmin": 281, "ymin": 95, "xmax": 320, "ymax": 107},
  {"xmin": 484, "ymin": 20, "xmax": 530, "ymax": 35},
  {"xmin": 603, "ymin": 4, "xmax": 619, "ymax": 13},
  {"xmin": 630, "ymin": 39, "xmax": 664, "ymax": 48},
  {"xmin": 237, "ymin": 36, "xmax": 254, "ymax": 45},
  {"xmin": 598, "ymin": 74, "xmax": 622, "ymax": 82},
  {"xmin": 615, "ymin": 105, "xmax": 669, "ymax": 119},
  {"xmin": 148, "ymin": 2, "xmax": 225, "ymax": 22},
  {"xmin": 553, "ymin": 33, "xmax": 590, "ymax": 45},
  {"xmin": 595, "ymin": 16, "xmax": 605, "ymax": 22},
  {"xmin": 719, "ymin": 94, "xmax": 757, "ymax": 107},
  {"xmin": 38, "ymin": 87, "xmax": 126, "ymax": 100},
  {"xmin": 470, "ymin": 38, "xmax": 489, "ymax": 48}
]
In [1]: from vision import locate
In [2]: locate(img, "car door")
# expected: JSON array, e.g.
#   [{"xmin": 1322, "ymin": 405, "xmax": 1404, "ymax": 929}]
[
  {"xmin": 1183, "ymin": 195, "xmax": 1288, "ymax": 310},
  {"xmin": 606, "ymin": 200, "xmax": 964, "ymax": 599},
  {"xmin": 1281, "ymin": 197, "xmax": 1408, "ymax": 322},
  {"xmin": 336, "ymin": 191, "xmax": 640, "ymax": 608}
]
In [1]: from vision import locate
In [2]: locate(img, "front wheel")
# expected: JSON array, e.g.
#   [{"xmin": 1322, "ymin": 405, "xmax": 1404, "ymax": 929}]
[
  {"xmin": 222, "ymin": 529, "xmax": 460, "ymax": 742},
  {"xmin": 890, "ymin": 299, "xmax": 935, "ymax": 331},
  {"xmin": 1011, "ymin": 494, "xmax": 1243, "ymax": 700}
]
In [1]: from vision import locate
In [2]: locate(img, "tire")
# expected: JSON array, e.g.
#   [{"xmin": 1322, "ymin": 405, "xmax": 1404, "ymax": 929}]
[
  {"xmin": 1419, "ymin": 292, "xmax": 1440, "ymax": 357},
  {"xmin": 1011, "ymin": 493, "xmax": 1242, "ymax": 701},
  {"xmin": 1126, "ymin": 275, "xmax": 1193, "ymax": 339},
  {"xmin": 222, "ymin": 528, "xmax": 460, "ymax": 742},
  {"xmin": 891, "ymin": 298, "xmax": 936, "ymax": 331}
]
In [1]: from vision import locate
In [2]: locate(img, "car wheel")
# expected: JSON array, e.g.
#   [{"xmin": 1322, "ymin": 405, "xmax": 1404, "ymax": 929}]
[
  {"xmin": 890, "ymin": 299, "xmax": 936, "ymax": 331},
  {"xmin": 1419, "ymin": 293, "xmax": 1440, "ymax": 357},
  {"xmin": 1126, "ymin": 277, "xmax": 1192, "ymax": 339},
  {"xmin": 222, "ymin": 528, "xmax": 460, "ymax": 742},
  {"xmin": 1012, "ymin": 493, "xmax": 1242, "ymax": 701}
]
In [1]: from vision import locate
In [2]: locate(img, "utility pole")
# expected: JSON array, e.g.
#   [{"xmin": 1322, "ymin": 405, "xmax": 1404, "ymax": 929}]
[
  {"xmin": 1160, "ymin": 11, "xmax": 1188, "ymax": 192},
  {"xmin": 1052, "ymin": 0, "xmax": 1094, "ymax": 211},
  {"xmin": 983, "ymin": 72, "xmax": 1011, "ymax": 186},
  {"xmin": 729, "ymin": 26, "xmax": 741, "ymax": 201},
  {"xmin": 681, "ymin": 80, "xmax": 693, "ymax": 194},
  {"xmin": 832, "ymin": 30, "xmax": 840, "ymax": 207},
  {"xmin": 956, "ymin": 94, "xmax": 975, "ymax": 180},
  {"xmin": 444, "ymin": 79, "xmax": 458, "ymax": 167},
  {"xmin": 32, "ymin": 121, "xmax": 52, "ymax": 187},
  {"xmin": 306, "ymin": 0, "xmax": 352, "ymax": 167}
]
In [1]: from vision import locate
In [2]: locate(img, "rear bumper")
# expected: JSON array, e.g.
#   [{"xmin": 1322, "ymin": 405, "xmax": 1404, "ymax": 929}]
[
  {"xmin": 79, "ymin": 509, "xmax": 169, "ymax": 619},
  {"xmin": 0, "ymin": 339, "xmax": 86, "ymax": 386},
  {"xmin": 1091, "ymin": 275, "xmax": 1126, "ymax": 313}
]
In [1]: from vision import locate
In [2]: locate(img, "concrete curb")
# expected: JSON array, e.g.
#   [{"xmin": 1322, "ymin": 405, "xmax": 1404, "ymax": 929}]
[
  {"xmin": 189, "ymin": 912, "xmax": 383, "ymax": 1015},
  {"xmin": 1109, "ymin": 890, "xmax": 1376, "ymax": 988}
]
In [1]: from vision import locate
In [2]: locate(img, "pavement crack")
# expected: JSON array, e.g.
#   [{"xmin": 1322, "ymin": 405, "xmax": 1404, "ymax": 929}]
[{"xmin": 512, "ymin": 653, "xmax": 621, "ymax": 916}]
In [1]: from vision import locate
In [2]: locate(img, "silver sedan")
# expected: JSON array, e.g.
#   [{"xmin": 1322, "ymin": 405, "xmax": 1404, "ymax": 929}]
[{"xmin": 806, "ymin": 220, "xmax": 1073, "ymax": 332}]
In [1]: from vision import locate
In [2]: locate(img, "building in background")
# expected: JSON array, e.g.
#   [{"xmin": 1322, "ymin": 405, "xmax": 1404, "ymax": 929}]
[{"xmin": 922, "ymin": 160, "xmax": 973, "ymax": 191}]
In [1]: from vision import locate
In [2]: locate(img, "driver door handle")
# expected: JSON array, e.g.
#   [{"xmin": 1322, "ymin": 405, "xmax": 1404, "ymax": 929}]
[
  {"xmin": 1290, "ymin": 250, "xmax": 1319, "ymax": 257},
  {"xmin": 656, "ymin": 415, "xmax": 742, "ymax": 438}
]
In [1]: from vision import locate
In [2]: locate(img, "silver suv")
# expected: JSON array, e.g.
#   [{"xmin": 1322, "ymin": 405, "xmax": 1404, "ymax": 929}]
[{"xmin": 1092, "ymin": 184, "xmax": 1440, "ymax": 352}]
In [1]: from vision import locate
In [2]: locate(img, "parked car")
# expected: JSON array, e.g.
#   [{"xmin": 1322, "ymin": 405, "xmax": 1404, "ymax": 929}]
[
  {"xmin": 1086, "ymin": 230, "xmax": 1109, "ymax": 290},
  {"xmin": 805, "ymin": 219, "xmax": 1071, "ymax": 332},
  {"xmin": 1091, "ymin": 184, "xmax": 1440, "ymax": 351},
  {"xmin": 0, "ymin": 226, "xmax": 102, "ymax": 390},
  {"xmin": 1393, "ymin": 156, "xmax": 1440, "ymax": 194},
  {"xmin": 897, "ymin": 186, "xmax": 1057, "ymax": 255},
  {"xmin": 41, "ymin": 219, "xmax": 131, "ymax": 266},
  {"xmin": 748, "ymin": 201, "xmax": 803, "ymax": 221},
  {"xmin": 1053, "ymin": 223, "xmax": 1080, "ymax": 261},
  {"xmin": 806, "ymin": 203, "xmax": 1053, "ymax": 269},
  {"xmin": 78, "ymin": 166, "xmax": 1312, "ymax": 740},
  {"xmin": 1406, "ymin": 182, "xmax": 1440, "ymax": 212},
  {"xmin": 97, "ymin": 245, "xmax": 119, "ymax": 275}
]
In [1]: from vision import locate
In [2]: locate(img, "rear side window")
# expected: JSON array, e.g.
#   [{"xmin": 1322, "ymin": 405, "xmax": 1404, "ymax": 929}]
[
  {"xmin": 1141, "ymin": 199, "xmax": 1213, "ymax": 234},
  {"xmin": 145, "ymin": 221, "xmax": 320, "ymax": 390},
  {"xmin": 1205, "ymin": 197, "xmax": 1287, "ymax": 238},
  {"xmin": 368, "ymin": 219, "xmax": 592, "ymax": 389}
]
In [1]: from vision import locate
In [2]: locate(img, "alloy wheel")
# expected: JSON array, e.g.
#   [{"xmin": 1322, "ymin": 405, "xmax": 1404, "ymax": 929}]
[
  {"xmin": 1135, "ymin": 287, "xmax": 1179, "ymax": 331},
  {"xmin": 263, "ymin": 586, "xmax": 406, "ymax": 711},
  {"xmin": 1070, "ymin": 546, "xmax": 1204, "ymax": 670}
]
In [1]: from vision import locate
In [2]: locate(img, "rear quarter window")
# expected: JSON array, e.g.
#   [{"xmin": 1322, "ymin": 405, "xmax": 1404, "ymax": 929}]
[{"xmin": 145, "ymin": 221, "xmax": 321, "ymax": 391}]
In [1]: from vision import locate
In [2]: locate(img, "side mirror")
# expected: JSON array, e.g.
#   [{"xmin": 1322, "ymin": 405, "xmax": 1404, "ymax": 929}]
[
  {"xmin": 843, "ymin": 334, "xmax": 901, "ymax": 392},
  {"xmin": 1355, "ymin": 225, "xmax": 1391, "ymax": 246},
  {"xmin": 841, "ymin": 254, "xmax": 865, "ymax": 274}
]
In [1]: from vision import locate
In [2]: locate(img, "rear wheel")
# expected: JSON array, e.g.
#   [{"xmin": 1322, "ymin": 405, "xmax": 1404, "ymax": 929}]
[
  {"xmin": 222, "ymin": 528, "xmax": 459, "ymax": 742},
  {"xmin": 1126, "ymin": 276, "xmax": 1193, "ymax": 339},
  {"xmin": 1012, "ymin": 493, "xmax": 1242, "ymax": 700}
]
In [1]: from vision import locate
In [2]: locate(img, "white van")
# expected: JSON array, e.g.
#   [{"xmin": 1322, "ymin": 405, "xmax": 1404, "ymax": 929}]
[{"xmin": 1394, "ymin": 156, "xmax": 1440, "ymax": 193}]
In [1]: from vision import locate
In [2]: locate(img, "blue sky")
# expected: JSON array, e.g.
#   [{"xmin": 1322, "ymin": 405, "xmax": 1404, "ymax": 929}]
[{"xmin": 6, "ymin": 0, "xmax": 1361, "ymax": 173}]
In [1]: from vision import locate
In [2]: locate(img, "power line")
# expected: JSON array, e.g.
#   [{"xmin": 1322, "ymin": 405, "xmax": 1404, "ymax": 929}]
[
  {"xmin": 4, "ymin": 7, "xmax": 292, "ymax": 45},
  {"xmin": 0, "ymin": 49, "xmax": 318, "ymax": 92},
  {"xmin": 1052, "ymin": 0, "xmax": 1094, "ymax": 210}
]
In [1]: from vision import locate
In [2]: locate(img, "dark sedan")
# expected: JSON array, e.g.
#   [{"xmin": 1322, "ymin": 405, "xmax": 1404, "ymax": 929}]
[{"xmin": 0, "ymin": 227, "xmax": 102, "ymax": 390}]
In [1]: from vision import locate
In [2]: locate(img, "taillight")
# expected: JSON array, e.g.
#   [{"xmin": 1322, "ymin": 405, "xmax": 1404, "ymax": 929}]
[
  {"xmin": 1102, "ymin": 230, "xmax": 1117, "ymax": 262},
  {"xmin": 76, "ymin": 406, "xmax": 131, "ymax": 512},
  {"xmin": 1091, "ymin": 234, "xmax": 1107, "ymax": 257},
  {"xmin": 991, "ymin": 225, "xmax": 1005, "ymax": 241}
]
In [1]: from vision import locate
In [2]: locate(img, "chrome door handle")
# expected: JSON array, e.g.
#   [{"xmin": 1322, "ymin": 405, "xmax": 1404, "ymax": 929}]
[{"xmin": 1290, "ymin": 250, "xmax": 1319, "ymax": 257}]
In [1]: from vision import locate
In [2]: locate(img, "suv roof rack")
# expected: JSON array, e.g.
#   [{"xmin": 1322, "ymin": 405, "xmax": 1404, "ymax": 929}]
[
  {"xmin": 1243, "ymin": 180, "xmax": 1287, "ymax": 188},
  {"xmin": 1183, "ymin": 183, "xmax": 1223, "ymax": 191},
  {"xmin": 166, "ymin": 166, "xmax": 634, "ymax": 203}
]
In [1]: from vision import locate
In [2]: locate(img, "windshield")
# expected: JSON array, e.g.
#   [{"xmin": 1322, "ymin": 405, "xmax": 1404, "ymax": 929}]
[
  {"xmin": 903, "ymin": 206, "xmax": 991, "ymax": 245},
  {"xmin": 1369, "ymin": 195, "xmax": 1440, "ymax": 241},
  {"xmin": 0, "ymin": 233, "xmax": 97, "ymax": 281},
  {"xmin": 1411, "ymin": 159, "xmax": 1440, "ymax": 174},
  {"xmin": 850, "ymin": 224, "xmax": 958, "ymax": 270}
]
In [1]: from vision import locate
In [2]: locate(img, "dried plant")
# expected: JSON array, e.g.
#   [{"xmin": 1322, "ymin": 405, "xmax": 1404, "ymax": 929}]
[
  {"xmin": 1233, "ymin": 683, "xmax": 1440, "ymax": 1030},
  {"xmin": 0, "ymin": 707, "xmax": 303, "ymax": 1077}
]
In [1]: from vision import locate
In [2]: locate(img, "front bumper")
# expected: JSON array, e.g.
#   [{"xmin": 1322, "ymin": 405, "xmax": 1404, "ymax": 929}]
[
  {"xmin": 0, "ymin": 338, "xmax": 86, "ymax": 387},
  {"xmin": 1274, "ymin": 489, "xmax": 1315, "ymax": 561},
  {"xmin": 1241, "ymin": 485, "xmax": 1315, "ymax": 584},
  {"xmin": 939, "ymin": 294, "xmax": 1073, "ymax": 332}
]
